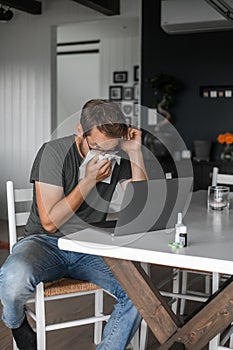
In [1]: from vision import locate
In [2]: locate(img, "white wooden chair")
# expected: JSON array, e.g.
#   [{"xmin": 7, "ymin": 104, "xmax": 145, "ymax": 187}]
[
  {"xmin": 212, "ymin": 166, "xmax": 233, "ymax": 186},
  {"xmin": 7, "ymin": 180, "xmax": 136, "ymax": 350}
]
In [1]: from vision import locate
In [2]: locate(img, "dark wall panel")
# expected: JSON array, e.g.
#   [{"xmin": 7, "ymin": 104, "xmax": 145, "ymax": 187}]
[{"xmin": 141, "ymin": 0, "xmax": 233, "ymax": 153}]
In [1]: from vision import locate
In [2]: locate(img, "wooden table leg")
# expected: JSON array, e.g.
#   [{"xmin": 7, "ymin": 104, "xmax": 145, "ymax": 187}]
[
  {"xmin": 158, "ymin": 276, "xmax": 233, "ymax": 350},
  {"xmin": 103, "ymin": 257, "xmax": 181, "ymax": 345},
  {"xmin": 104, "ymin": 257, "xmax": 233, "ymax": 350}
]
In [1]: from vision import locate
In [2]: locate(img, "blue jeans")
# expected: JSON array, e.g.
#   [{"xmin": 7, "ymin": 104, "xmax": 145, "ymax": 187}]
[{"xmin": 0, "ymin": 234, "xmax": 142, "ymax": 350}]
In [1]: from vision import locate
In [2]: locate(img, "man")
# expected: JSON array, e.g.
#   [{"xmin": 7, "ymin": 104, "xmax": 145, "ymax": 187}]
[{"xmin": 0, "ymin": 99, "xmax": 147, "ymax": 350}]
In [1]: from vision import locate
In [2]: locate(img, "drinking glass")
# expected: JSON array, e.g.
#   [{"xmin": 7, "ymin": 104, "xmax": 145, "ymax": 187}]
[{"xmin": 207, "ymin": 186, "xmax": 230, "ymax": 210}]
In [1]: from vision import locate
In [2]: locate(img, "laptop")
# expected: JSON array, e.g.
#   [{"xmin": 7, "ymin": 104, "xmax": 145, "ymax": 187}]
[{"xmin": 90, "ymin": 177, "xmax": 193, "ymax": 236}]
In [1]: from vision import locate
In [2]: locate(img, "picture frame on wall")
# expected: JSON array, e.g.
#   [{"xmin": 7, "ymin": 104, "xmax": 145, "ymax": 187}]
[
  {"xmin": 123, "ymin": 87, "xmax": 134, "ymax": 101},
  {"xmin": 121, "ymin": 101, "xmax": 133, "ymax": 117},
  {"xmin": 124, "ymin": 116, "xmax": 132, "ymax": 126},
  {"xmin": 134, "ymin": 83, "xmax": 139, "ymax": 100},
  {"xmin": 134, "ymin": 65, "xmax": 139, "ymax": 82},
  {"xmin": 131, "ymin": 117, "xmax": 139, "ymax": 128},
  {"xmin": 200, "ymin": 85, "xmax": 233, "ymax": 98},
  {"xmin": 113, "ymin": 71, "xmax": 128, "ymax": 84},
  {"xmin": 109, "ymin": 86, "xmax": 123, "ymax": 101},
  {"xmin": 133, "ymin": 102, "xmax": 139, "ymax": 117}
]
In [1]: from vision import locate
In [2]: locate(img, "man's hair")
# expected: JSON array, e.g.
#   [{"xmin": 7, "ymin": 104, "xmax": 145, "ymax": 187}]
[{"xmin": 80, "ymin": 99, "xmax": 128, "ymax": 138}]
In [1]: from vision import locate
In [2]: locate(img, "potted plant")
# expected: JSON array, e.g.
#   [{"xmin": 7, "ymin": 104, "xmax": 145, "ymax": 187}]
[
  {"xmin": 144, "ymin": 73, "xmax": 183, "ymax": 158},
  {"xmin": 148, "ymin": 72, "xmax": 183, "ymax": 130}
]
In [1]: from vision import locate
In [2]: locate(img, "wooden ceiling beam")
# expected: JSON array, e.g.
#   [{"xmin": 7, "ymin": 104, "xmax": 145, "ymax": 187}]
[
  {"xmin": 0, "ymin": 0, "xmax": 41, "ymax": 15},
  {"xmin": 72, "ymin": 0, "xmax": 120, "ymax": 16}
]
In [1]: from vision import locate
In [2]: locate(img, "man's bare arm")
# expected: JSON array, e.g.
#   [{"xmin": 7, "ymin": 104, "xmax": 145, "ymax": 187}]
[
  {"xmin": 36, "ymin": 156, "xmax": 112, "ymax": 233},
  {"xmin": 121, "ymin": 128, "xmax": 148, "ymax": 190}
]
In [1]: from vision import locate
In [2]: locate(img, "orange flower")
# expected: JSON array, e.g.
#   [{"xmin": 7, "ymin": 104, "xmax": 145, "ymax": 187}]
[
  {"xmin": 217, "ymin": 134, "xmax": 226, "ymax": 144},
  {"xmin": 217, "ymin": 132, "xmax": 233, "ymax": 144},
  {"xmin": 225, "ymin": 134, "xmax": 233, "ymax": 144}
]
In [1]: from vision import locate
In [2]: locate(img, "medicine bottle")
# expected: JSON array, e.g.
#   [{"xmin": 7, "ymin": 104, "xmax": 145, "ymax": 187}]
[{"xmin": 179, "ymin": 225, "xmax": 187, "ymax": 247}]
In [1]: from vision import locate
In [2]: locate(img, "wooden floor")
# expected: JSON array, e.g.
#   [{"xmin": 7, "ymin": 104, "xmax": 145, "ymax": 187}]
[{"xmin": 0, "ymin": 219, "xmax": 209, "ymax": 350}]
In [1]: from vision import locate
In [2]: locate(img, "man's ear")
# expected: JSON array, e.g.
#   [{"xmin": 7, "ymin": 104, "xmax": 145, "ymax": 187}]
[{"xmin": 76, "ymin": 124, "xmax": 83, "ymax": 137}]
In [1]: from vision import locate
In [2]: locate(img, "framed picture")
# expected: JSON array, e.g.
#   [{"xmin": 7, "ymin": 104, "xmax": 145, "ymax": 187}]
[
  {"xmin": 121, "ymin": 102, "xmax": 133, "ymax": 117},
  {"xmin": 133, "ymin": 102, "xmax": 139, "ymax": 117},
  {"xmin": 131, "ymin": 117, "xmax": 139, "ymax": 128},
  {"xmin": 134, "ymin": 83, "xmax": 139, "ymax": 100},
  {"xmin": 109, "ymin": 86, "xmax": 123, "ymax": 101},
  {"xmin": 124, "ymin": 116, "xmax": 132, "ymax": 126},
  {"xmin": 113, "ymin": 71, "xmax": 128, "ymax": 84},
  {"xmin": 134, "ymin": 65, "xmax": 139, "ymax": 82},
  {"xmin": 200, "ymin": 85, "xmax": 233, "ymax": 98},
  {"xmin": 123, "ymin": 87, "xmax": 134, "ymax": 101}
]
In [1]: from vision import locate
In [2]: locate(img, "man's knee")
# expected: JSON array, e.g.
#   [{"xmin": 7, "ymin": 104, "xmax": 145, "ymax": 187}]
[{"xmin": 0, "ymin": 257, "xmax": 35, "ymax": 302}]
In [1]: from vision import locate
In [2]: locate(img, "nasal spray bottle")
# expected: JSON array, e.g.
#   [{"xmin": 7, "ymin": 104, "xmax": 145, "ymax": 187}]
[{"xmin": 175, "ymin": 212, "xmax": 187, "ymax": 247}]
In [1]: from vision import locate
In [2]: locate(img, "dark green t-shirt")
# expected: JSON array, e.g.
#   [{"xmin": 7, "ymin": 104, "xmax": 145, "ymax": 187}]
[{"xmin": 24, "ymin": 135, "xmax": 131, "ymax": 237}]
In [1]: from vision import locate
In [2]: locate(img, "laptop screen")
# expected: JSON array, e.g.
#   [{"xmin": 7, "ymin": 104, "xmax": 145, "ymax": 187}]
[{"xmin": 113, "ymin": 178, "xmax": 193, "ymax": 236}]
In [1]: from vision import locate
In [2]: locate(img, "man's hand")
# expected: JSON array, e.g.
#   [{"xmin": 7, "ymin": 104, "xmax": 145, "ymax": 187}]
[
  {"xmin": 85, "ymin": 155, "xmax": 112, "ymax": 184},
  {"xmin": 120, "ymin": 128, "xmax": 142, "ymax": 154},
  {"xmin": 36, "ymin": 156, "xmax": 112, "ymax": 233}
]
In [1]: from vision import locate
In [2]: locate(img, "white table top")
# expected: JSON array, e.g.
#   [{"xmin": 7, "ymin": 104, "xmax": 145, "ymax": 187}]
[{"xmin": 58, "ymin": 191, "xmax": 233, "ymax": 275}]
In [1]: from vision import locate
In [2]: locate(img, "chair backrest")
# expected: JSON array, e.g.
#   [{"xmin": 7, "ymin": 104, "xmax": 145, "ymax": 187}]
[
  {"xmin": 6, "ymin": 181, "xmax": 33, "ymax": 253},
  {"xmin": 212, "ymin": 167, "xmax": 233, "ymax": 186}
]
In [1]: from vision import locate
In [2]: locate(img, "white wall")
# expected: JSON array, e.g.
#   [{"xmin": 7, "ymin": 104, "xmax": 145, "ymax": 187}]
[
  {"xmin": 57, "ymin": 50, "xmax": 101, "ymax": 132},
  {"xmin": 0, "ymin": 0, "xmax": 140, "ymax": 219},
  {"xmin": 56, "ymin": 17, "xmax": 139, "ymax": 134}
]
